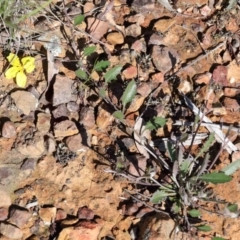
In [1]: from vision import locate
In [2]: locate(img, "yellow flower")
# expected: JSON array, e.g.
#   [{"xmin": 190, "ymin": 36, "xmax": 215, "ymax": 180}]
[{"xmin": 5, "ymin": 53, "xmax": 35, "ymax": 88}]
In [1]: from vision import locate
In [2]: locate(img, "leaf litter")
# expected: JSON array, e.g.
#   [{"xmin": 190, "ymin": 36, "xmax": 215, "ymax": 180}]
[{"xmin": 1, "ymin": 0, "xmax": 240, "ymax": 239}]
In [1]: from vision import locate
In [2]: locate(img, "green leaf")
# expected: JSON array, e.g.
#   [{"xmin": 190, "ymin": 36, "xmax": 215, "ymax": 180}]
[
  {"xmin": 99, "ymin": 87, "xmax": 106, "ymax": 98},
  {"xmin": 221, "ymin": 159, "xmax": 240, "ymax": 176},
  {"xmin": 150, "ymin": 190, "xmax": 174, "ymax": 204},
  {"xmin": 121, "ymin": 80, "xmax": 137, "ymax": 111},
  {"xmin": 211, "ymin": 237, "xmax": 226, "ymax": 240},
  {"xmin": 188, "ymin": 209, "xmax": 201, "ymax": 217},
  {"xmin": 180, "ymin": 159, "xmax": 191, "ymax": 173},
  {"xmin": 197, "ymin": 225, "xmax": 212, "ymax": 232},
  {"xmin": 195, "ymin": 133, "xmax": 215, "ymax": 160},
  {"xmin": 74, "ymin": 14, "xmax": 85, "ymax": 26},
  {"xmin": 83, "ymin": 46, "xmax": 96, "ymax": 56},
  {"xmin": 145, "ymin": 117, "xmax": 166, "ymax": 131},
  {"xmin": 227, "ymin": 203, "xmax": 238, "ymax": 213},
  {"xmin": 104, "ymin": 65, "xmax": 122, "ymax": 83},
  {"xmin": 180, "ymin": 132, "xmax": 189, "ymax": 143},
  {"xmin": 113, "ymin": 111, "xmax": 124, "ymax": 121},
  {"xmin": 75, "ymin": 69, "xmax": 87, "ymax": 80},
  {"xmin": 198, "ymin": 172, "xmax": 232, "ymax": 184},
  {"xmin": 171, "ymin": 201, "xmax": 181, "ymax": 214},
  {"xmin": 226, "ymin": 0, "xmax": 237, "ymax": 10},
  {"xmin": 166, "ymin": 141, "xmax": 177, "ymax": 162},
  {"xmin": 94, "ymin": 60, "xmax": 110, "ymax": 71}
]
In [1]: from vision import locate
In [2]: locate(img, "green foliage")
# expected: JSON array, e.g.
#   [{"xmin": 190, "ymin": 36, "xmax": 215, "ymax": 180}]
[
  {"xmin": 0, "ymin": 0, "xmax": 53, "ymax": 36},
  {"xmin": 75, "ymin": 69, "xmax": 87, "ymax": 80},
  {"xmin": 198, "ymin": 172, "xmax": 232, "ymax": 184},
  {"xmin": 145, "ymin": 117, "xmax": 166, "ymax": 131},
  {"xmin": 197, "ymin": 225, "xmax": 212, "ymax": 232},
  {"xmin": 150, "ymin": 190, "xmax": 175, "ymax": 204},
  {"xmin": 83, "ymin": 46, "xmax": 96, "ymax": 56},
  {"xmin": 121, "ymin": 80, "xmax": 137, "ymax": 112},
  {"xmin": 113, "ymin": 111, "xmax": 124, "ymax": 121},
  {"xmin": 227, "ymin": 203, "xmax": 238, "ymax": 213},
  {"xmin": 211, "ymin": 237, "xmax": 226, "ymax": 240},
  {"xmin": 221, "ymin": 159, "xmax": 240, "ymax": 176},
  {"xmin": 74, "ymin": 14, "xmax": 85, "ymax": 26},
  {"xmin": 104, "ymin": 65, "xmax": 122, "ymax": 83},
  {"xmin": 195, "ymin": 133, "xmax": 215, "ymax": 160},
  {"xmin": 188, "ymin": 209, "xmax": 201, "ymax": 217},
  {"xmin": 94, "ymin": 60, "xmax": 110, "ymax": 71}
]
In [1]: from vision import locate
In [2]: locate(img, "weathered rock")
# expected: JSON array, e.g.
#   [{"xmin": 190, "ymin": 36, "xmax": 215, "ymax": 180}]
[
  {"xmin": 45, "ymin": 137, "xmax": 56, "ymax": 154},
  {"xmin": 54, "ymin": 120, "xmax": 79, "ymax": 138},
  {"xmin": 87, "ymin": 17, "xmax": 110, "ymax": 41},
  {"xmin": 138, "ymin": 213, "xmax": 185, "ymax": 240},
  {"xmin": 8, "ymin": 206, "xmax": 31, "ymax": 227},
  {"xmin": 96, "ymin": 105, "xmax": 114, "ymax": 131},
  {"xmin": 193, "ymin": 72, "xmax": 212, "ymax": 85},
  {"xmin": 39, "ymin": 207, "xmax": 56, "ymax": 226},
  {"xmin": 153, "ymin": 18, "xmax": 176, "ymax": 32},
  {"xmin": 26, "ymin": 235, "xmax": 39, "ymax": 240},
  {"xmin": 131, "ymin": 39, "xmax": 146, "ymax": 54},
  {"xmin": 58, "ymin": 221, "xmax": 102, "ymax": 240},
  {"xmin": 16, "ymin": 133, "xmax": 45, "ymax": 158},
  {"xmin": 67, "ymin": 102, "xmax": 79, "ymax": 112},
  {"xmin": 224, "ymin": 97, "xmax": 239, "ymax": 112},
  {"xmin": 20, "ymin": 158, "xmax": 36, "ymax": 171},
  {"xmin": 106, "ymin": 32, "xmax": 124, "ymax": 45},
  {"xmin": 77, "ymin": 206, "xmax": 94, "ymax": 220},
  {"xmin": 55, "ymin": 208, "xmax": 67, "ymax": 221},
  {"xmin": 151, "ymin": 45, "xmax": 179, "ymax": 74},
  {"xmin": 0, "ymin": 207, "xmax": 8, "ymax": 221},
  {"xmin": 1, "ymin": 121, "xmax": 16, "ymax": 138},
  {"xmin": 125, "ymin": 24, "xmax": 141, "ymax": 37},
  {"xmin": 178, "ymin": 80, "xmax": 192, "ymax": 94},
  {"xmin": 0, "ymin": 189, "xmax": 11, "ymax": 207},
  {"xmin": 60, "ymin": 218, "xmax": 79, "ymax": 227},
  {"xmin": 79, "ymin": 108, "xmax": 95, "ymax": 129},
  {"xmin": 52, "ymin": 104, "xmax": 69, "ymax": 119},
  {"xmin": 36, "ymin": 112, "xmax": 51, "ymax": 134},
  {"xmin": 65, "ymin": 134, "xmax": 83, "ymax": 152},
  {"xmin": 0, "ymin": 168, "xmax": 15, "ymax": 186},
  {"xmin": 57, "ymin": 227, "xmax": 74, "ymax": 240},
  {"xmin": 0, "ymin": 222, "xmax": 23, "ymax": 239},
  {"xmin": 52, "ymin": 75, "xmax": 77, "ymax": 106},
  {"xmin": 137, "ymin": 83, "xmax": 151, "ymax": 97},
  {"xmin": 72, "ymin": 221, "xmax": 102, "ymax": 239},
  {"xmin": 11, "ymin": 91, "xmax": 38, "ymax": 115},
  {"xmin": 122, "ymin": 65, "xmax": 138, "ymax": 80}
]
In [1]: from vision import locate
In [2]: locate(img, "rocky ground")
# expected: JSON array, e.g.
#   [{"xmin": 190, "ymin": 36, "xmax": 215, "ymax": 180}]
[{"xmin": 1, "ymin": 0, "xmax": 240, "ymax": 239}]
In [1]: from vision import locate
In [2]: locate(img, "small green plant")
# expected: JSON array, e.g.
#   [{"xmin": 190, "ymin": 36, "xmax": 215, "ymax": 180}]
[
  {"xmin": 105, "ymin": 106, "xmax": 240, "ymax": 239},
  {"xmin": 0, "ymin": 0, "xmax": 52, "ymax": 36}
]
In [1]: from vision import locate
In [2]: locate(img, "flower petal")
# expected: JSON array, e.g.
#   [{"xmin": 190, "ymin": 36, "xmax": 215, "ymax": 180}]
[
  {"xmin": 7, "ymin": 53, "xmax": 21, "ymax": 67},
  {"xmin": 5, "ymin": 66, "xmax": 20, "ymax": 79},
  {"xmin": 16, "ymin": 71, "xmax": 27, "ymax": 88},
  {"xmin": 22, "ymin": 56, "xmax": 35, "ymax": 73}
]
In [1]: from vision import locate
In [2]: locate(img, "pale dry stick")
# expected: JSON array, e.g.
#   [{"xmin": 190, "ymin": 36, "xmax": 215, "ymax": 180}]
[
  {"xmin": 173, "ymin": 120, "xmax": 240, "ymax": 133},
  {"xmin": 89, "ymin": 0, "xmax": 114, "ymax": 33},
  {"xmin": 177, "ymin": 24, "xmax": 206, "ymax": 54},
  {"xmin": 124, "ymin": 189, "xmax": 170, "ymax": 216},
  {"xmin": 174, "ymin": 41, "xmax": 226, "ymax": 75},
  {"xmin": 104, "ymin": 169, "xmax": 160, "ymax": 186},
  {"xmin": 181, "ymin": 93, "xmax": 237, "ymax": 154},
  {"xmin": 208, "ymin": 131, "xmax": 239, "ymax": 171},
  {"xmin": 47, "ymin": 1, "xmax": 107, "ymax": 47}
]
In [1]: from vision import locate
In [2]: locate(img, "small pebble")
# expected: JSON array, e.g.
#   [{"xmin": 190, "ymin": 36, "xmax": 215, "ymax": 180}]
[
  {"xmin": 106, "ymin": 32, "xmax": 124, "ymax": 45},
  {"xmin": 2, "ymin": 121, "xmax": 16, "ymax": 138}
]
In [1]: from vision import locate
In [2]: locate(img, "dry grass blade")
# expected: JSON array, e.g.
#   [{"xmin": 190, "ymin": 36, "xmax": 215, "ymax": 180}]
[{"xmin": 181, "ymin": 94, "xmax": 237, "ymax": 154}]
